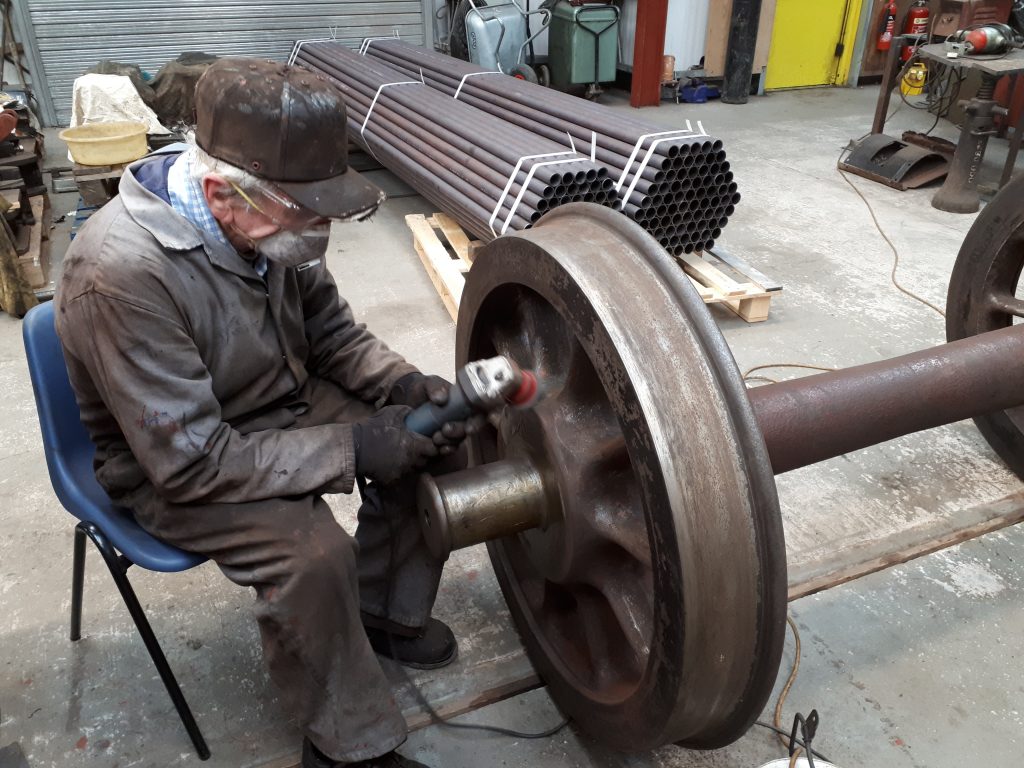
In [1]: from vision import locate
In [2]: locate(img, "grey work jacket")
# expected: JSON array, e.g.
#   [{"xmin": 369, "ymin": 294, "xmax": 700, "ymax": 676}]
[{"xmin": 55, "ymin": 155, "xmax": 416, "ymax": 505}]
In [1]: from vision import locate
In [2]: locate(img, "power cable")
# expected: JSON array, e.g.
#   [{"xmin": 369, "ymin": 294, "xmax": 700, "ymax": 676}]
[
  {"xmin": 836, "ymin": 150, "xmax": 947, "ymax": 318},
  {"xmin": 743, "ymin": 363, "xmax": 837, "ymax": 379},
  {"xmin": 773, "ymin": 616, "xmax": 803, "ymax": 750},
  {"xmin": 752, "ymin": 616, "xmax": 834, "ymax": 765}
]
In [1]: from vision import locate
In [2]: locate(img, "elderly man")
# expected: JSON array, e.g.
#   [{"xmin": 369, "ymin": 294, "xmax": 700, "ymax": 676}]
[{"xmin": 55, "ymin": 58, "xmax": 470, "ymax": 768}]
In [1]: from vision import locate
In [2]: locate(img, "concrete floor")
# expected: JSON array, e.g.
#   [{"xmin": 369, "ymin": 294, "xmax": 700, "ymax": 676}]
[{"xmin": 2, "ymin": 83, "xmax": 1024, "ymax": 767}]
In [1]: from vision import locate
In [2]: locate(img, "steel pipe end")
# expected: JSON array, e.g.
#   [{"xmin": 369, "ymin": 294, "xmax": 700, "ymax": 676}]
[
  {"xmin": 418, "ymin": 473, "xmax": 454, "ymax": 560},
  {"xmin": 417, "ymin": 459, "xmax": 551, "ymax": 561}
]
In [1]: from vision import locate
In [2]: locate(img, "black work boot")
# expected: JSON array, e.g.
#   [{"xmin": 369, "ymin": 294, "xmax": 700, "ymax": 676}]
[
  {"xmin": 302, "ymin": 739, "xmax": 430, "ymax": 768},
  {"xmin": 362, "ymin": 615, "xmax": 458, "ymax": 670}
]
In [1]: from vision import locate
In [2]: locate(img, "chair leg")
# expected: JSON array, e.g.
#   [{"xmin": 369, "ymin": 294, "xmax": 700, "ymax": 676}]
[
  {"xmin": 80, "ymin": 522, "xmax": 211, "ymax": 761},
  {"xmin": 70, "ymin": 524, "xmax": 86, "ymax": 641}
]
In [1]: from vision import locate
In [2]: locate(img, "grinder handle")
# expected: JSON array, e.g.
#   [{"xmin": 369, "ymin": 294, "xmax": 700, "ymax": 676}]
[{"xmin": 404, "ymin": 384, "xmax": 474, "ymax": 437}]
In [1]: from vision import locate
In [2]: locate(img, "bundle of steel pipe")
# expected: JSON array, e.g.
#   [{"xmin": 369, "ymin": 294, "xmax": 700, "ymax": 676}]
[
  {"xmin": 353, "ymin": 39, "xmax": 739, "ymax": 254},
  {"xmin": 294, "ymin": 42, "xmax": 615, "ymax": 242}
]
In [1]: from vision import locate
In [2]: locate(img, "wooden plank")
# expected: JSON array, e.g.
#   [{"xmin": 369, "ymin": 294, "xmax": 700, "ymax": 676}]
[
  {"xmin": 406, "ymin": 214, "xmax": 465, "ymax": 322},
  {"xmin": 787, "ymin": 489, "xmax": 1024, "ymax": 601},
  {"xmin": 678, "ymin": 252, "xmax": 757, "ymax": 297},
  {"xmin": 412, "ymin": 239, "xmax": 461, "ymax": 322},
  {"xmin": 686, "ymin": 274, "xmax": 715, "ymax": 300},
  {"xmin": 72, "ymin": 161, "xmax": 128, "ymax": 179},
  {"xmin": 704, "ymin": 0, "xmax": 779, "ymax": 78},
  {"xmin": 726, "ymin": 294, "xmax": 772, "ymax": 323},
  {"xmin": 704, "ymin": 1, "xmax": 731, "ymax": 78},
  {"xmin": 429, "ymin": 212, "xmax": 476, "ymax": 267},
  {"xmin": 677, "ymin": 249, "xmax": 779, "ymax": 323},
  {"xmin": 72, "ymin": 169, "xmax": 124, "ymax": 183}
]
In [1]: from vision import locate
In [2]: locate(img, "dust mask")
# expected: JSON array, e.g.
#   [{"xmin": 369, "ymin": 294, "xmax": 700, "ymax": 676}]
[{"xmin": 254, "ymin": 224, "xmax": 331, "ymax": 269}]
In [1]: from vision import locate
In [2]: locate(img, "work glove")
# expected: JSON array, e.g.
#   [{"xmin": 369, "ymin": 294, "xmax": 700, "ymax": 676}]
[
  {"xmin": 352, "ymin": 405, "xmax": 439, "ymax": 485},
  {"xmin": 388, "ymin": 371, "xmax": 452, "ymax": 409},
  {"xmin": 387, "ymin": 371, "xmax": 486, "ymax": 454}
]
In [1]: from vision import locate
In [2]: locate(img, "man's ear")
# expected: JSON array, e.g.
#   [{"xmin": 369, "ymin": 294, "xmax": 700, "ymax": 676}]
[{"xmin": 203, "ymin": 173, "xmax": 235, "ymax": 223}]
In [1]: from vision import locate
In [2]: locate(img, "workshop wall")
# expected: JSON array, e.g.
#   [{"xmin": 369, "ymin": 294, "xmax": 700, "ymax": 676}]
[{"xmin": 11, "ymin": 0, "xmax": 431, "ymax": 127}]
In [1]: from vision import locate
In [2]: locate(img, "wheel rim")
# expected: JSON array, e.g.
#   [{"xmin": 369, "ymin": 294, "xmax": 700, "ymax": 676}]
[
  {"xmin": 457, "ymin": 203, "xmax": 787, "ymax": 750},
  {"xmin": 946, "ymin": 172, "xmax": 1024, "ymax": 478}
]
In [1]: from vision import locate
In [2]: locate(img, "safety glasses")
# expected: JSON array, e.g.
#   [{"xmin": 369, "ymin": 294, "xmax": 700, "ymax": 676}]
[{"xmin": 227, "ymin": 179, "xmax": 326, "ymax": 232}]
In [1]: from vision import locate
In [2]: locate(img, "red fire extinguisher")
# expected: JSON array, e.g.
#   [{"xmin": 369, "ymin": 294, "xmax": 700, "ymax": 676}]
[
  {"xmin": 877, "ymin": 1, "xmax": 898, "ymax": 51},
  {"xmin": 901, "ymin": 0, "xmax": 931, "ymax": 62}
]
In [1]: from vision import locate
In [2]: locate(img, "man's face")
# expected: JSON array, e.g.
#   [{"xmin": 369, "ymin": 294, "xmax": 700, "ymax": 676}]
[{"xmin": 203, "ymin": 173, "xmax": 327, "ymax": 250}]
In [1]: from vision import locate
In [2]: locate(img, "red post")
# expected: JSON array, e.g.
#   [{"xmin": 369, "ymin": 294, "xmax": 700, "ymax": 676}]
[{"xmin": 630, "ymin": 0, "xmax": 669, "ymax": 108}]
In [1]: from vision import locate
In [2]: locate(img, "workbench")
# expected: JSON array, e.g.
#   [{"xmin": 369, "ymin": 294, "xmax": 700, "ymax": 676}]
[{"xmin": 917, "ymin": 43, "xmax": 1024, "ymax": 211}]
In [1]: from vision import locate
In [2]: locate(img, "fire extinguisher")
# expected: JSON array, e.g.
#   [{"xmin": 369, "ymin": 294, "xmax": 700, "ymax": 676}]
[
  {"xmin": 877, "ymin": 1, "xmax": 898, "ymax": 51},
  {"xmin": 901, "ymin": 0, "xmax": 931, "ymax": 62}
]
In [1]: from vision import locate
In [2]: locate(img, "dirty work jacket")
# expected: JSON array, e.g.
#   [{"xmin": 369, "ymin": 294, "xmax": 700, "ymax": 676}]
[{"xmin": 55, "ymin": 154, "xmax": 417, "ymax": 506}]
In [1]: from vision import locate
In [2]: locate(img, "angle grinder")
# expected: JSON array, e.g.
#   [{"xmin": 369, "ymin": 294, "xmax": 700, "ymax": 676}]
[
  {"xmin": 946, "ymin": 23, "xmax": 1024, "ymax": 57},
  {"xmin": 403, "ymin": 356, "xmax": 541, "ymax": 561},
  {"xmin": 404, "ymin": 355, "xmax": 539, "ymax": 437}
]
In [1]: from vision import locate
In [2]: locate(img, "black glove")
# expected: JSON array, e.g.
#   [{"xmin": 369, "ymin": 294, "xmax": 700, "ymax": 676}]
[
  {"xmin": 352, "ymin": 405, "xmax": 439, "ymax": 484},
  {"xmin": 388, "ymin": 371, "xmax": 451, "ymax": 409},
  {"xmin": 388, "ymin": 371, "xmax": 483, "ymax": 455}
]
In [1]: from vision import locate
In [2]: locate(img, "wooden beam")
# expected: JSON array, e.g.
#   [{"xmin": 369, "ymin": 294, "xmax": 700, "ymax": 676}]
[
  {"xmin": 787, "ymin": 489, "xmax": 1024, "ymax": 601},
  {"xmin": 704, "ymin": 0, "xmax": 779, "ymax": 78},
  {"xmin": 630, "ymin": 0, "xmax": 669, "ymax": 108}
]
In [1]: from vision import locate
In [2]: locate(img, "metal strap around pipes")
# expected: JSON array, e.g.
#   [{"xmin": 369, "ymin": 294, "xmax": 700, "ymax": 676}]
[{"xmin": 749, "ymin": 323, "xmax": 1024, "ymax": 475}]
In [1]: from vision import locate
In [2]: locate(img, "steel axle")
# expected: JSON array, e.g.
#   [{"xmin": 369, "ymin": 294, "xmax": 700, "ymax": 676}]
[{"xmin": 422, "ymin": 322, "xmax": 1024, "ymax": 556}]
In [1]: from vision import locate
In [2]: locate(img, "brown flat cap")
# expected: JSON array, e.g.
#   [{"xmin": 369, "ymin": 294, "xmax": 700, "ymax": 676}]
[{"xmin": 195, "ymin": 57, "xmax": 384, "ymax": 219}]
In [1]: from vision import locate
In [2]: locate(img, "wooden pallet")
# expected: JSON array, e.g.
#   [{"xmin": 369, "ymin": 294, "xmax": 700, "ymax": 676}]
[
  {"xmin": 405, "ymin": 213, "xmax": 481, "ymax": 321},
  {"xmin": 407, "ymin": 213, "xmax": 780, "ymax": 325},
  {"xmin": 679, "ymin": 246, "xmax": 782, "ymax": 323}
]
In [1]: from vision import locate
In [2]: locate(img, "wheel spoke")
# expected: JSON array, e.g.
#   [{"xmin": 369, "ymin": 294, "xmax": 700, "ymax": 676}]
[
  {"xmin": 989, "ymin": 292, "xmax": 1024, "ymax": 318},
  {"xmin": 560, "ymin": 336, "xmax": 612, "ymax": 406},
  {"xmin": 572, "ymin": 587, "xmax": 626, "ymax": 688},
  {"xmin": 581, "ymin": 564, "xmax": 653, "ymax": 667},
  {"xmin": 490, "ymin": 323, "xmax": 531, "ymax": 367},
  {"xmin": 566, "ymin": 434, "xmax": 650, "ymax": 566},
  {"xmin": 584, "ymin": 495, "xmax": 652, "ymax": 567},
  {"xmin": 518, "ymin": 295, "xmax": 574, "ymax": 381}
]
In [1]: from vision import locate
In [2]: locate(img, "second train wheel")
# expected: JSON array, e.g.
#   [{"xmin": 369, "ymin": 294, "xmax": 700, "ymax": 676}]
[{"xmin": 946, "ymin": 171, "xmax": 1024, "ymax": 479}]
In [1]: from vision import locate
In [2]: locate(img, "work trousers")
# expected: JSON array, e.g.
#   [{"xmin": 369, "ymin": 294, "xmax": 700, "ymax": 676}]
[{"xmin": 127, "ymin": 377, "xmax": 446, "ymax": 762}]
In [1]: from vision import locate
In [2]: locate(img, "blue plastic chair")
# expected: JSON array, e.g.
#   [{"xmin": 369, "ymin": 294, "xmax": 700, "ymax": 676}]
[{"xmin": 22, "ymin": 301, "xmax": 211, "ymax": 760}]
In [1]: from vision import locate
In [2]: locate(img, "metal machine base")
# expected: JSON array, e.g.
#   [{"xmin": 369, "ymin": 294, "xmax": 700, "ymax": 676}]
[{"xmin": 839, "ymin": 133, "xmax": 950, "ymax": 191}]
